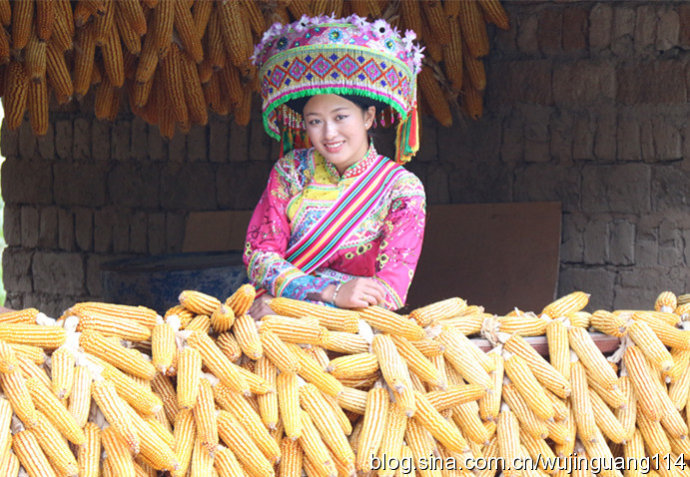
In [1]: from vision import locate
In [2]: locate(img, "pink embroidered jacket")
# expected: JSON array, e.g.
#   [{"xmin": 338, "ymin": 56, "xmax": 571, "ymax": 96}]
[{"xmin": 243, "ymin": 146, "xmax": 426, "ymax": 310}]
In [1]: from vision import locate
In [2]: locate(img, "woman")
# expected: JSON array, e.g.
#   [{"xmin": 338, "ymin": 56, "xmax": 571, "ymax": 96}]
[{"xmin": 245, "ymin": 14, "xmax": 426, "ymax": 317}]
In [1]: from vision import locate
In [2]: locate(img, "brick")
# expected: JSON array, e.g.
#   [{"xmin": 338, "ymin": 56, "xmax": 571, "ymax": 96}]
[
  {"xmin": 488, "ymin": 60, "xmax": 553, "ymax": 106},
  {"xmin": 549, "ymin": 110, "xmax": 572, "ymax": 162},
  {"xmin": 680, "ymin": 4, "xmax": 690, "ymax": 48},
  {"xmin": 1, "ymin": 159, "xmax": 53, "ymax": 205},
  {"xmin": 249, "ymin": 103, "xmax": 271, "ymax": 162},
  {"xmin": 72, "ymin": 118, "xmax": 91, "ymax": 161},
  {"xmin": 572, "ymin": 112, "xmax": 594, "ymax": 161},
  {"xmin": 187, "ymin": 125, "xmax": 207, "ymax": 162},
  {"xmin": 616, "ymin": 113, "xmax": 641, "ymax": 161},
  {"xmin": 38, "ymin": 206, "xmax": 58, "ymax": 249},
  {"xmin": 614, "ymin": 275, "xmax": 662, "ymax": 309},
  {"xmin": 594, "ymin": 107, "xmax": 617, "ymax": 161},
  {"xmin": 168, "ymin": 132, "xmax": 186, "ymax": 163},
  {"xmin": 609, "ymin": 220, "xmax": 635, "ymax": 266},
  {"xmin": 112, "ymin": 210, "xmax": 131, "ymax": 253},
  {"xmin": 91, "ymin": 120, "xmax": 111, "ymax": 161},
  {"xmin": 538, "ymin": 9, "xmax": 562, "ymax": 56},
  {"xmin": 561, "ymin": 213, "xmax": 586, "ymax": 263},
  {"xmin": 683, "ymin": 229, "xmax": 690, "ymax": 265},
  {"xmin": 514, "ymin": 164, "xmax": 580, "ymax": 212},
  {"xmin": 493, "ymin": 18, "xmax": 517, "ymax": 54},
  {"xmin": 659, "ymin": 218, "xmax": 681, "ymax": 246},
  {"xmin": 74, "ymin": 208, "xmax": 93, "ymax": 252},
  {"xmin": 130, "ymin": 211, "xmax": 148, "ymax": 254},
  {"xmin": 216, "ymin": 162, "xmax": 273, "ymax": 209},
  {"xmin": 558, "ymin": 266, "xmax": 615, "ymax": 311},
  {"xmin": 635, "ymin": 5, "xmax": 656, "ymax": 56},
  {"xmin": 501, "ymin": 111, "xmax": 523, "ymax": 164},
  {"xmin": 58, "ymin": 207, "xmax": 74, "ymax": 251},
  {"xmin": 516, "ymin": 13, "xmax": 539, "ymax": 56},
  {"xmin": 2, "ymin": 248, "xmax": 33, "ymax": 293},
  {"xmin": 131, "ymin": 117, "xmax": 148, "ymax": 161},
  {"xmin": 108, "ymin": 163, "xmax": 160, "ymax": 208},
  {"xmin": 161, "ymin": 163, "xmax": 218, "ymax": 210},
  {"xmin": 21, "ymin": 207, "xmax": 39, "ymax": 249},
  {"xmin": 656, "ymin": 6, "xmax": 680, "ymax": 52},
  {"xmin": 166, "ymin": 212, "xmax": 185, "ymax": 253},
  {"xmin": 590, "ymin": 3, "xmax": 613, "ymax": 53},
  {"xmin": 415, "ymin": 116, "xmax": 437, "ymax": 163},
  {"xmin": 619, "ymin": 60, "xmax": 686, "ymax": 103},
  {"xmin": 94, "ymin": 208, "xmax": 116, "ymax": 253},
  {"xmin": 4, "ymin": 206, "xmax": 21, "ymax": 247},
  {"xmin": 640, "ymin": 118, "xmax": 655, "ymax": 161},
  {"xmin": 32, "ymin": 252, "xmax": 84, "ymax": 295},
  {"xmin": 148, "ymin": 125, "xmax": 166, "ymax": 161},
  {"xmin": 636, "ymin": 237, "xmax": 657, "ymax": 266},
  {"xmin": 611, "ymin": 6, "xmax": 635, "ymax": 57},
  {"xmin": 148, "ymin": 213, "xmax": 166, "ymax": 255},
  {"xmin": 553, "ymin": 61, "xmax": 616, "ymax": 105},
  {"xmin": 562, "ymin": 6, "xmax": 588, "ymax": 52},
  {"xmin": 228, "ymin": 122, "xmax": 249, "ymax": 162},
  {"xmin": 54, "ymin": 120, "xmax": 73, "ymax": 161},
  {"xmin": 111, "ymin": 120, "xmax": 131, "ymax": 161},
  {"xmin": 521, "ymin": 104, "xmax": 551, "ymax": 163},
  {"xmin": 652, "ymin": 116, "xmax": 682, "ymax": 161},
  {"xmin": 86, "ymin": 254, "xmax": 110, "ymax": 297},
  {"xmin": 659, "ymin": 245, "xmax": 683, "ymax": 267},
  {"xmin": 582, "ymin": 164, "xmax": 651, "ymax": 214},
  {"xmin": 583, "ymin": 219, "xmax": 609, "ymax": 265},
  {"xmin": 209, "ymin": 116, "xmax": 229, "ymax": 163},
  {"xmin": 18, "ymin": 120, "xmax": 37, "ymax": 159},
  {"xmin": 425, "ymin": 165, "xmax": 449, "ymax": 205},
  {"xmin": 36, "ymin": 122, "xmax": 55, "ymax": 160},
  {"xmin": 54, "ymin": 162, "xmax": 107, "ymax": 206},
  {"xmin": 0, "ymin": 122, "xmax": 18, "ymax": 158},
  {"xmin": 448, "ymin": 166, "xmax": 512, "ymax": 204}
]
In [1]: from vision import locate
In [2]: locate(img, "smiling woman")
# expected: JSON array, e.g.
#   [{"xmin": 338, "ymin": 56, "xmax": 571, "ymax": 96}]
[{"xmin": 243, "ymin": 14, "xmax": 427, "ymax": 319}]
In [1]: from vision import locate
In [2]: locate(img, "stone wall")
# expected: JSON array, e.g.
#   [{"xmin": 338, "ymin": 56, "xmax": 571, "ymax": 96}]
[{"xmin": 3, "ymin": 1, "xmax": 690, "ymax": 316}]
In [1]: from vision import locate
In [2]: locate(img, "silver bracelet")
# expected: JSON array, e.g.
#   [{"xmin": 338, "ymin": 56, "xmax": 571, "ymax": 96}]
[{"xmin": 331, "ymin": 282, "xmax": 344, "ymax": 305}]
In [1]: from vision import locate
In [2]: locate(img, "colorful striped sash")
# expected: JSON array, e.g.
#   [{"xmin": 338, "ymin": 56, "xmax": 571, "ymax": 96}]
[{"xmin": 285, "ymin": 154, "xmax": 404, "ymax": 274}]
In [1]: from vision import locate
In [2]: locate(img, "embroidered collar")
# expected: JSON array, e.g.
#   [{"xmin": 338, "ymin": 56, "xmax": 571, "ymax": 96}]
[{"xmin": 317, "ymin": 144, "xmax": 381, "ymax": 181}]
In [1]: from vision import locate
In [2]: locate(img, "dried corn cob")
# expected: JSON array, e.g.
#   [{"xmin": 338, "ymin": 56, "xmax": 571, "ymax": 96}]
[
  {"xmin": 216, "ymin": 410, "xmax": 275, "ymax": 477},
  {"xmin": 269, "ymin": 297, "xmax": 359, "ymax": 333},
  {"xmin": 185, "ymin": 330, "xmax": 250, "ymax": 396}
]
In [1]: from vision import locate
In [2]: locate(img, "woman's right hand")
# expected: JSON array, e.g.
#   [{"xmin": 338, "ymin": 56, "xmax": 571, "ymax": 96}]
[{"xmin": 333, "ymin": 278, "xmax": 387, "ymax": 308}]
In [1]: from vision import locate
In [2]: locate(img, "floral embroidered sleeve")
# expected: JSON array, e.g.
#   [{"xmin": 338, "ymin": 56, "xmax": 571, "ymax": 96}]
[{"xmin": 243, "ymin": 153, "xmax": 336, "ymax": 300}]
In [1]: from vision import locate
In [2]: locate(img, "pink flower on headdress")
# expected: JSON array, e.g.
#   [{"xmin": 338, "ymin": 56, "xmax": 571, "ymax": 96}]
[
  {"xmin": 294, "ymin": 15, "xmax": 310, "ymax": 32},
  {"xmin": 348, "ymin": 14, "xmax": 367, "ymax": 29},
  {"xmin": 372, "ymin": 19, "xmax": 390, "ymax": 39}
]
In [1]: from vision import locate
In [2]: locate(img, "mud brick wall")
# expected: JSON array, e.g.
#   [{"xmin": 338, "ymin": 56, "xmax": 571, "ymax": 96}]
[{"xmin": 3, "ymin": 1, "xmax": 690, "ymax": 316}]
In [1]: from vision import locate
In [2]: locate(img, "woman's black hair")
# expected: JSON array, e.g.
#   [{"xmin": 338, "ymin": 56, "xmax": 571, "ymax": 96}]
[{"xmin": 288, "ymin": 94, "xmax": 386, "ymax": 117}]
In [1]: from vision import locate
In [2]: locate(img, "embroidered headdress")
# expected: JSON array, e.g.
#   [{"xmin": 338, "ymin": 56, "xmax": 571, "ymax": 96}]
[{"xmin": 252, "ymin": 14, "xmax": 424, "ymax": 164}]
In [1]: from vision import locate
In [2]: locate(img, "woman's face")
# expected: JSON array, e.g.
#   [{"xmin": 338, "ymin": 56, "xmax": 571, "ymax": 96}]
[{"xmin": 303, "ymin": 94, "xmax": 376, "ymax": 174}]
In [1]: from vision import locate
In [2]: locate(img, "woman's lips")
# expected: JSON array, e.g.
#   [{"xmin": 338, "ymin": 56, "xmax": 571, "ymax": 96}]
[{"xmin": 324, "ymin": 141, "xmax": 344, "ymax": 153}]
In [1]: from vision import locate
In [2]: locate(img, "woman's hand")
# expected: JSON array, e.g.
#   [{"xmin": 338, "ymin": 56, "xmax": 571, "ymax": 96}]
[
  {"xmin": 248, "ymin": 293, "xmax": 275, "ymax": 320},
  {"xmin": 329, "ymin": 278, "xmax": 387, "ymax": 308}
]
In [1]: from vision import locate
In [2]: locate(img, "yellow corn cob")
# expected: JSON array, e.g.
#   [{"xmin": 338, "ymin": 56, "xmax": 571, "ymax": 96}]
[
  {"xmin": 359, "ymin": 307, "xmax": 425, "ymax": 341},
  {"xmin": 276, "ymin": 371, "xmax": 301, "ymax": 440},
  {"xmin": 299, "ymin": 410, "xmax": 338, "ymax": 477},
  {"xmin": 185, "ymin": 315, "xmax": 211, "ymax": 334},
  {"xmin": 16, "ymin": 354, "xmax": 50, "ymax": 392},
  {"xmin": 425, "ymin": 383, "xmax": 484, "ymax": 411},
  {"xmin": 152, "ymin": 322, "xmax": 176, "ymax": 374},
  {"xmin": 623, "ymin": 344, "xmax": 664, "ymax": 421},
  {"xmin": 503, "ymin": 352, "xmax": 555, "ymax": 421},
  {"xmin": 12, "ymin": 428, "xmax": 56, "ymax": 477},
  {"xmin": 390, "ymin": 334, "xmax": 444, "ymax": 388},
  {"xmin": 655, "ymin": 291, "xmax": 678, "ymax": 312},
  {"xmin": 11, "ymin": 0, "xmax": 33, "ymax": 50},
  {"xmin": 428, "ymin": 354, "xmax": 449, "ymax": 393},
  {"xmin": 0, "ymin": 308, "xmax": 39, "ymax": 325},
  {"xmin": 356, "ymin": 385, "xmax": 389, "ymax": 472},
  {"xmin": 376, "ymin": 403, "xmax": 407, "ymax": 477},
  {"xmin": 411, "ymin": 337, "xmax": 445, "ymax": 358},
  {"xmin": 102, "ymin": 425, "xmax": 136, "ymax": 477},
  {"xmin": 215, "ymin": 332, "xmax": 242, "ymax": 363},
  {"xmin": 409, "ymin": 297, "xmax": 467, "ymax": 327},
  {"xmin": 126, "ymin": 405, "xmax": 179, "ymax": 473},
  {"xmin": 95, "ymin": 361, "xmax": 163, "ymax": 417},
  {"xmin": 590, "ymin": 309, "xmax": 628, "ymax": 338},
  {"xmin": 520, "ymin": 431, "xmax": 556, "ymax": 468},
  {"xmin": 3, "ymin": 60, "xmax": 30, "ymax": 130},
  {"xmin": 181, "ymin": 45, "xmax": 209, "ymax": 126},
  {"xmin": 614, "ymin": 374, "xmax": 636, "ymax": 443},
  {"xmin": 622, "ymin": 429, "xmax": 645, "ymax": 477},
  {"xmin": 225, "ymin": 284, "xmax": 256, "ymax": 317},
  {"xmin": 279, "ymin": 438, "xmax": 302, "ymax": 477},
  {"xmin": 172, "ymin": 409, "xmax": 195, "ymax": 477},
  {"xmin": 67, "ymin": 365, "xmax": 91, "ymax": 428},
  {"xmin": 568, "ymin": 326, "xmax": 618, "ymax": 390},
  {"xmin": 285, "ymin": 343, "xmax": 342, "ymax": 397},
  {"xmin": 173, "ymin": 0, "xmax": 202, "ymax": 63},
  {"xmin": 258, "ymin": 328, "xmax": 300, "ymax": 374},
  {"xmin": 457, "ymin": 0, "xmax": 490, "ymax": 58},
  {"xmin": 210, "ymin": 305, "xmax": 235, "ymax": 333},
  {"xmin": 48, "ymin": 347, "xmax": 73, "ymax": 400},
  {"xmin": 421, "ymin": 0, "xmax": 450, "ymax": 46},
  {"xmin": 1, "ymin": 370, "xmax": 37, "ymax": 427},
  {"xmin": 627, "ymin": 320, "xmax": 674, "ymax": 372},
  {"xmin": 667, "ymin": 349, "xmax": 690, "ymax": 384},
  {"xmin": 91, "ymin": 378, "xmax": 139, "ymax": 453},
  {"xmin": 0, "ymin": 324, "xmax": 65, "ymax": 350},
  {"xmin": 177, "ymin": 346, "xmax": 202, "ymax": 409},
  {"xmin": 79, "ymin": 330, "xmax": 155, "ymax": 380},
  {"xmin": 76, "ymin": 311, "xmax": 152, "ymax": 342},
  {"xmin": 69, "ymin": 302, "xmax": 159, "ymax": 329},
  {"xmin": 337, "ymin": 385, "xmax": 367, "ymax": 415},
  {"xmin": 542, "ymin": 291, "xmax": 590, "ymax": 319},
  {"xmin": 10, "ymin": 344, "xmax": 45, "ymax": 366},
  {"xmin": 570, "ymin": 360, "xmax": 597, "ymax": 443},
  {"xmin": 497, "ymin": 406, "xmax": 522, "ymax": 477},
  {"xmin": 438, "ymin": 312, "xmax": 487, "ymax": 336},
  {"xmin": 545, "ymin": 321, "xmax": 570, "ymax": 386},
  {"xmin": 501, "ymin": 382, "xmax": 548, "ymax": 440},
  {"xmin": 504, "ymin": 333, "xmax": 571, "ymax": 398},
  {"xmin": 268, "ymin": 297, "xmax": 359, "ymax": 332},
  {"xmin": 77, "ymin": 422, "xmax": 101, "ymax": 477},
  {"xmin": 319, "ymin": 330, "xmax": 368, "ymax": 354},
  {"xmin": 190, "ymin": 436, "xmax": 213, "ymax": 476},
  {"xmin": 329, "ymin": 352, "xmax": 378, "ymax": 380},
  {"xmin": 372, "ymin": 334, "xmax": 414, "ymax": 394},
  {"xmin": 186, "ymin": 330, "xmax": 250, "ymax": 396},
  {"xmin": 261, "ymin": 315, "xmax": 326, "ymax": 346},
  {"xmin": 152, "ymin": 373, "xmax": 179, "ymax": 426},
  {"xmin": 0, "ymin": 398, "xmax": 10, "ymax": 465},
  {"xmin": 648, "ymin": 370, "xmax": 688, "ymax": 439},
  {"xmin": 114, "ymin": 2, "xmax": 141, "ymax": 55},
  {"xmin": 669, "ymin": 355, "xmax": 690, "ymax": 410},
  {"xmin": 233, "ymin": 313, "xmax": 262, "ymax": 359},
  {"xmin": 179, "ymin": 290, "xmax": 221, "ymax": 316},
  {"xmin": 478, "ymin": 0, "xmax": 510, "ymax": 30},
  {"xmin": 0, "ymin": 339, "xmax": 17, "ymax": 374},
  {"xmin": 255, "ymin": 356, "xmax": 278, "ymax": 430},
  {"xmin": 631, "ymin": 309, "xmax": 680, "ymax": 326},
  {"xmin": 100, "ymin": 28, "xmax": 124, "ymax": 89},
  {"xmin": 438, "ymin": 328, "xmax": 492, "ymax": 390},
  {"xmin": 586, "ymin": 369, "xmax": 625, "ymax": 409},
  {"xmin": 450, "ymin": 399, "xmax": 488, "ymax": 446},
  {"xmin": 0, "ymin": 451, "xmax": 19, "ymax": 477},
  {"xmin": 213, "ymin": 383, "xmax": 280, "ymax": 463},
  {"xmin": 235, "ymin": 365, "xmax": 272, "ymax": 395},
  {"xmin": 25, "ymin": 27, "xmax": 46, "ymax": 83},
  {"xmin": 212, "ymin": 446, "xmax": 243, "ymax": 477},
  {"xmin": 217, "ymin": 0, "xmax": 253, "ymax": 72},
  {"xmin": 568, "ymin": 311, "xmax": 592, "ymax": 328},
  {"xmin": 498, "ymin": 311, "xmax": 551, "ymax": 336},
  {"xmin": 588, "ymin": 388, "xmax": 628, "ymax": 443},
  {"xmin": 299, "ymin": 383, "xmax": 354, "ymax": 468},
  {"xmin": 464, "ymin": 42, "xmax": 486, "ymax": 92},
  {"xmin": 637, "ymin": 409, "xmax": 672, "ymax": 456},
  {"xmin": 193, "ymin": 378, "xmax": 218, "ymax": 455},
  {"xmin": 216, "ymin": 410, "xmax": 275, "ymax": 477}
]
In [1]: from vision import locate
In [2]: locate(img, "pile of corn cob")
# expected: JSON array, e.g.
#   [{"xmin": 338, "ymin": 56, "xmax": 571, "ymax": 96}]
[
  {"xmin": 0, "ymin": 286, "xmax": 690, "ymax": 476},
  {"xmin": 0, "ymin": 0, "xmax": 508, "ymax": 139}
]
